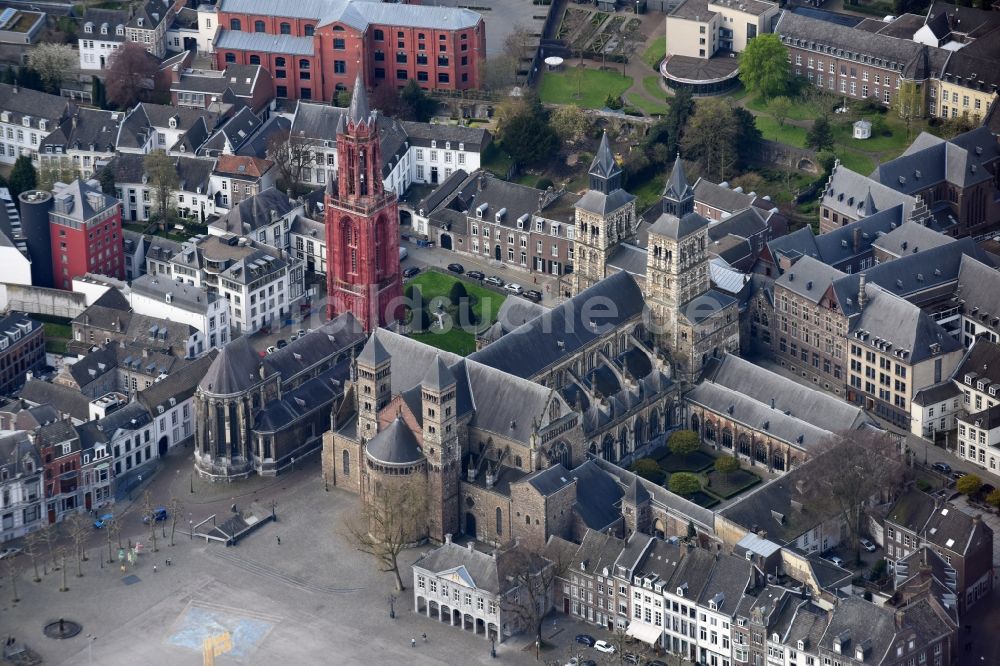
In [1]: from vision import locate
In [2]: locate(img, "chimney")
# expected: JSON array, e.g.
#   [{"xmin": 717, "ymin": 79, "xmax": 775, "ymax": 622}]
[
  {"xmin": 467, "ymin": 541, "xmax": 474, "ymax": 551},
  {"xmin": 445, "ymin": 533, "xmax": 452, "ymax": 545},
  {"xmin": 857, "ymin": 273, "xmax": 866, "ymax": 310},
  {"xmin": 894, "ymin": 609, "xmax": 904, "ymax": 629},
  {"xmin": 852, "ymin": 226, "xmax": 861, "ymax": 253}
]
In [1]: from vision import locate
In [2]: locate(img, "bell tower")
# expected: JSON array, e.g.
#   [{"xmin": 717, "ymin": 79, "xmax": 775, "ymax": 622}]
[
  {"xmin": 355, "ymin": 333, "xmax": 392, "ymax": 441},
  {"xmin": 325, "ymin": 74, "xmax": 403, "ymax": 330},
  {"xmin": 572, "ymin": 131, "xmax": 636, "ymax": 294},
  {"xmin": 421, "ymin": 355, "xmax": 460, "ymax": 541}
]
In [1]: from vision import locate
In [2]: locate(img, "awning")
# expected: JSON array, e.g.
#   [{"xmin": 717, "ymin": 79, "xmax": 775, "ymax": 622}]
[{"xmin": 625, "ymin": 622, "xmax": 662, "ymax": 646}]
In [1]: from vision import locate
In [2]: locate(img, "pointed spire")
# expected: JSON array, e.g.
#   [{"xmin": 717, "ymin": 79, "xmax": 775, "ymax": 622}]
[
  {"xmin": 422, "ymin": 354, "xmax": 456, "ymax": 391},
  {"xmin": 357, "ymin": 332, "xmax": 390, "ymax": 367},
  {"xmin": 589, "ymin": 131, "xmax": 619, "ymax": 179},
  {"xmin": 347, "ymin": 73, "xmax": 370, "ymax": 126},
  {"xmin": 663, "ymin": 153, "xmax": 692, "ymax": 200},
  {"xmin": 625, "ymin": 475, "xmax": 650, "ymax": 505},
  {"xmin": 861, "ymin": 187, "xmax": 877, "ymax": 217}
]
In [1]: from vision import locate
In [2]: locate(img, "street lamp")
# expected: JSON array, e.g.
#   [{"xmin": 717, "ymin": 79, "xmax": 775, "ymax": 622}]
[
  {"xmin": 388, "ymin": 593, "xmax": 396, "ymax": 619},
  {"xmin": 490, "ymin": 637, "xmax": 496, "ymax": 659}
]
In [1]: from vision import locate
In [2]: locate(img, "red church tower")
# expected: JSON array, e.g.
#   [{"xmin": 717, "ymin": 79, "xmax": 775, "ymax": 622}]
[{"xmin": 324, "ymin": 75, "xmax": 403, "ymax": 330}]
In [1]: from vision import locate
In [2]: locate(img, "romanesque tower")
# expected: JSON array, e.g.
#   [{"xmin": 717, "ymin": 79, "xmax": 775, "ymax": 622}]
[
  {"xmin": 572, "ymin": 132, "xmax": 637, "ymax": 294},
  {"xmin": 421, "ymin": 355, "xmax": 461, "ymax": 540},
  {"xmin": 324, "ymin": 74, "xmax": 403, "ymax": 330},
  {"xmin": 355, "ymin": 334, "xmax": 392, "ymax": 442}
]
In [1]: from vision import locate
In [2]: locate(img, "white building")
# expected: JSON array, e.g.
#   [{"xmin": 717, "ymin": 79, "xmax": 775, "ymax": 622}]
[
  {"xmin": 78, "ymin": 13, "xmax": 126, "ymax": 70},
  {"xmin": 129, "ymin": 273, "xmax": 231, "ymax": 347},
  {"xmin": 136, "ymin": 352, "xmax": 215, "ymax": 453},
  {"xmin": 0, "ymin": 192, "xmax": 32, "ymax": 286},
  {"xmin": 0, "ymin": 432, "xmax": 43, "ymax": 542},
  {"xmin": 957, "ymin": 404, "xmax": 1000, "ymax": 473},
  {"xmin": 289, "ymin": 213, "xmax": 326, "ymax": 275},
  {"xmin": 0, "ymin": 83, "xmax": 68, "ymax": 166},
  {"xmin": 910, "ymin": 382, "xmax": 963, "ymax": 439},
  {"xmin": 110, "ymin": 152, "xmax": 218, "ymax": 223}
]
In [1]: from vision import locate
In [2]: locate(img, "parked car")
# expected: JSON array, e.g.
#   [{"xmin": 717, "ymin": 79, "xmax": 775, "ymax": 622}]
[
  {"xmin": 484, "ymin": 275, "xmax": 505, "ymax": 287},
  {"xmin": 276, "ymin": 339, "xmax": 288, "ymax": 349},
  {"xmin": 447, "ymin": 263, "xmax": 464, "ymax": 274},
  {"xmin": 523, "ymin": 289, "xmax": 543, "ymax": 302},
  {"xmin": 296, "ymin": 329, "xmax": 306, "ymax": 338},
  {"xmin": 593, "ymin": 640, "xmax": 615, "ymax": 654},
  {"xmin": 94, "ymin": 513, "xmax": 114, "ymax": 529},
  {"xmin": 403, "ymin": 266, "xmax": 421, "ymax": 279},
  {"xmin": 827, "ymin": 555, "xmax": 846, "ymax": 567},
  {"xmin": 289, "ymin": 333, "xmax": 299, "ymax": 342},
  {"xmin": 648, "ymin": 661, "xmax": 668, "ymax": 666},
  {"xmin": 399, "ymin": 247, "xmax": 408, "ymax": 260},
  {"xmin": 467, "ymin": 270, "xmax": 485, "ymax": 281},
  {"xmin": 624, "ymin": 654, "xmax": 640, "ymax": 665},
  {"xmin": 860, "ymin": 538, "xmax": 877, "ymax": 553},
  {"xmin": 574, "ymin": 635, "xmax": 595, "ymax": 647},
  {"xmin": 143, "ymin": 506, "xmax": 168, "ymax": 524},
  {"xmin": 931, "ymin": 462, "xmax": 952, "ymax": 474},
  {"xmin": 564, "ymin": 659, "xmax": 579, "ymax": 666},
  {"xmin": 266, "ymin": 346, "xmax": 277, "ymax": 354},
  {"xmin": 0, "ymin": 547, "xmax": 23, "ymax": 560},
  {"xmin": 952, "ymin": 470, "xmax": 966, "ymax": 480},
  {"xmin": 504, "ymin": 283, "xmax": 524, "ymax": 295}
]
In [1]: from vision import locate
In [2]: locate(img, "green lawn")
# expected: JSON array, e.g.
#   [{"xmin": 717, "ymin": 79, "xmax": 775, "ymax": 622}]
[
  {"xmin": 641, "ymin": 35, "xmax": 666, "ymax": 70},
  {"xmin": 705, "ymin": 469, "xmax": 762, "ymax": 499},
  {"xmin": 643, "ymin": 75, "xmax": 665, "ymax": 101},
  {"xmin": 653, "ymin": 448, "xmax": 716, "ymax": 473},
  {"xmin": 481, "ymin": 144, "xmax": 514, "ymax": 179},
  {"xmin": 830, "ymin": 118, "xmax": 911, "ymax": 154},
  {"xmin": 406, "ymin": 271, "xmax": 506, "ymax": 355},
  {"xmin": 630, "ymin": 176, "xmax": 665, "ymax": 213},
  {"xmin": 627, "ymin": 92, "xmax": 668, "ymax": 116},
  {"xmin": 834, "ymin": 149, "xmax": 876, "ymax": 175},
  {"xmin": 755, "ymin": 116, "xmax": 808, "ymax": 148},
  {"xmin": 746, "ymin": 95, "xmax": 820, "ymax": 122},
  {"xmin": 538, "ymin": 68, "xmax": 633, "ymax": 109}
]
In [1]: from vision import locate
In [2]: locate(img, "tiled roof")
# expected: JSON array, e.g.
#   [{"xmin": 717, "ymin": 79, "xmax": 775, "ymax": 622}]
[{"xmin": 214, "ymin": 30, "xmax": 315, "ymax": 56}]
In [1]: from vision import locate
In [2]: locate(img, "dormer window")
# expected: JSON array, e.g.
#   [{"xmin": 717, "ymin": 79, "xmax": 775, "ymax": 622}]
[
  {"xmin": 22, "ymin": 116, "xmax": 30, "ymax": 127},
  {"xmin": 431, "ymin": 140, "xmax": 436, "ymax": 149},
  {"xmin": 85, "ymin": 22, "xmax": 93, "ymax": 33},
  {"xmin": 116, "ymin": 25, "xmax": 124, "ymax": 36},
  {"xmin": 101, "ymin": 23, "xmax": 108, "ymax": 34},
  {"xmin": 458, "ymin": 142, "xmax": 464, "ymax": 151}
]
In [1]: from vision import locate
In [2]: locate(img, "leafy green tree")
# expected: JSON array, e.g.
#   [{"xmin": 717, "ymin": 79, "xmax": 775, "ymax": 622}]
[
  {"xmin": 806, "ymin": 115, "xmax": 834, "ymax": 151},
  {"xmin": 986, "ymin": 488, "xmax": 1000, "ymax": 509},
  {"xmin": 15, "ymin": 67, "xmax": 44, "ymax": 92},
  {"xmin": 668, "ymin": 429, "xmax": 701, "ymax": 456},
  {"xmin": 449, "ymin": 280, "xmax": 468, "ymax": 305},
  {"xmin": 549, "ymin": 105, "xmax": 592, "ymax": 144},
  {"xmin": 8, "ymin": 155, "xmax": 37, "ymax": 200},
  {"xmin": 956, "ymin": 474, "xmax": 983, "ymax": 496},
  {"xmin": 739, "ymin": 34, "xmax": 790, "ymax": 100},
  {"xmin": 399, "ymin": 80, "xmax": 436, "ymax": 122},
  {"xmin": 714, "ymin": 455, "xmax": 740, "ymax": 477},
  {"xmin": 687, "ymin": 520, "xmax": 697, "ymax": 539},
  {"xmin": 769, "ymin": 96, "xmax": 792, "ymax": 127},
  {"xmin": 334, "ymin": 88, "xmax": 352, "ymax": 108},
  {"xmin": 497, "ymin": 99, "xmax": 558, "ymax": 167},
  {"xmin": 668, "ymin": 472, "xmax": 701, "ymax": 497},
  {"xmin": 733, "ymin": 106, "xmax": 761, "ymax": 171},
  {"xmin": 96, "ymin": 165, "xmax": 116, "ymax": 195},
  {"xmin": 630, "ymin": 458, "xmax": 665, "ymax": 485},
  {"xmin": 895, "ymin": 80, "xmax": 924, "ymax": 141},
  {"xmin": 681, "ymin": 98, "xmax": 738, "ymax": 181}
]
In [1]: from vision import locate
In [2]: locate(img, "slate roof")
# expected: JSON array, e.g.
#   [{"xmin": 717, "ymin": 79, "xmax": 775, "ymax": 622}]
[
  {"xmin": 464, "ymin": 175, "xmax": 580, "ymax": 234},
  {"xmin": 521, "ymin": 463, "xmax": 573, "ymax": 496},
  {"xmin": 0, "ymin": 83, "xmax": 70, "ymax": 127},
  {"xmin": 136, "ymin": 351, "xmax": 218, "ymax": 414},
  {"xmin": 18, "ymin": 380, "xmax": 90, "ymax": 423},
  {"xmin": 366, "ymin": 416, "xmax": 423, "ymax": 464},
  {"xmin": 955, "ymin": 254, "xmax": 1000, "ymax": 324},
  {"xmin": 200, "ymin": 106, "xmax": 262, "ymax": 155},
  {"xmin": 40, "ymin": 108, "xmax": 119, "ymax": 153},
  {"xmin": 954, "ymin": 337, "xmax": 1000, "ymax": 387},
  {"xmin": 854, "ymin": 284, "xmax": 961, "ymax": 364},
  {"xmin": 412, "ymin": 542, "xmax": 505, "ymax": 595},
  {"xmin": 872, "ymin": 127, "xmax": 1000, "ymax": 193},
  {"xmin": 885, "ymin": 488, "xmax": 936, "ymax": 533},
  {"xmin": 680, "ymin": 289, "xmax": 737, "ymax": 325},
  {"xmin": 694, "ymin": 178, "xmax": 756, "ymax": 213},
  {"xmin": 0, "ymin": 431, "xmax": 38, "ymax": 478},
  {"xmin": 50, "ymin": 180, "xmax": 118, "ymax": 224},
  {"xmin": 399, "ymin": 121, "xmax": 490, "ymax": 150},
  {"xmin": 567, "ymin": 459, "xmax": 626, "ymax": 531},
  {"xmin": 422, "ymin": 354, "xmax": 456, "ymax": 391},
  {"xmin": 255, "ymin": 364, "xmax": 347, "ymax": 433},
  {"xmin": 606, "ymin": 243, "xmax": 648, "ymax": 278},
  {"xmin": 215, "ymin": 30, "xmax": 315, "ymax": 56},
  {"xmin": 575, "ymin": 188, "xmax": 636, "ymax": 217},
  {"xmin": 912, "ymin": 381, "xmax": 962, "ymax": 407},
  {"xmin": 115, "ymin": 103, "xmax": 217, "ymax": 152},
  {"xmin": 570, "ymin": 528, "xmax": 626, "ymax": 577},
  {"xmin": 209, "ymin": 187, "xmax": 292, "ymax": 235},
  {"xmin": 871, "ymin": 221, "xmax": 955, "ymax": 259},
  {"xmin": 633, "ymin": 537, "xmax": 684, "ymax": 581},
  {"xmin": 469, "ymin": 271, "xmax": 645, "ymax": 379},
  {"xmin": 198, "ymin": 335, "xmax": 263, "ymax": 395},
  {"xmin": 66, "ymin": 344, "xmax": 117, "ymax": 386},
  {"xmin": 649, "ymin": 211, "xmax": 709, "ymax": 241},
  {"xmin": 922, "ymin": 501, "xmax": 993, "ymax": 556},
  {"xmin": 591, "ymin": 457, "xmax": 716, "ymax": 529},
  {"xmin": 821, "ymin": 162, "xmax": 918, "ymax": 222},
  {"xmin": 700, "ymin": 355, "xmax": 867, "ymax": 434}
]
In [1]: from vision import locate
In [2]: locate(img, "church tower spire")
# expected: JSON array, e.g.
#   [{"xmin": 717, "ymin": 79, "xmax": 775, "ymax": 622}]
[
  {"xmin": 663, "ymin": 153, "xmax": 694, "ymax": 218},
  {"xmin": 324, "ymin": 75, "xmax": 403, "ymax": 330},
  {"xmin": 588, "ymin": 131, "xmax": 622, "ymax": 195}
]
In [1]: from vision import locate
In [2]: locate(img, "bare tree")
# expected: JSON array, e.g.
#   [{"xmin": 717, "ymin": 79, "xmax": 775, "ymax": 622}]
[
  {"xmin": 29, "ymin": 43, "xmax": 76, "ymax": 93},
  {"xmin": 141, "ymin": 491, "xmax": 159, "ymax": 553},
  {"xmin": 57, "ymin": 547, "xmax": 69, "ymax": 592},
  {"xmin": 168, "ymin": 497, "xmax": 183, "ymax": 547},
  {"xmin": 343, "ymin": 481, "xmax": 428, "ymax": 592},
  {"xmin": 144, "ymin": 150, "xmax": 179, "ymax": 229},
  {"xmin": 66, "ymin": 513, "xmax": 89, "ymax": 577},
  {"xmin": 4, "ymin": 555, "xmax": 21, "ymax": 603},
  {"xmin": 266, "ymin": 129, "xmax": 312, "ymax": 196},
  {"xmin": 795, "ymin": 430, "xmax": 906, "ymax": 563},
  {"xmin": 106, "ymin": 41, "xmax": 158, "ymax": 108},
  {"xmin": 480, "ymin": 54, "xmax": 518, "ymax": 93},
  {"xmin": 105, "ymin": 517, "xmax": 117, "ymax": 564},
  {"xmin": 39, "ymin": 523, "xmax": 58, "ymax": 573},
  {"xmin": 503, "ymin": 24, "xmax": 535, "ymax": 86},
  {"xmin": 498, "ymin": 543, "xmax": 564, "ymax": 647},
  {"xmin": 23, "ymin": 531, "xmax": 41, "ymax": 582}
]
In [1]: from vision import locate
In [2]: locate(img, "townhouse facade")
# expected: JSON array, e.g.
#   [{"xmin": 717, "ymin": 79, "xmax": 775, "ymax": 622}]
[
  {"xmin": 49, "ymin": 179, "xmax": 125, "ymax": 290},
  {"xmin": 213, "ymin": 0, "xmax": 485, "ymax": 102},
  {"xmin": 0, "ymin": 83, "xmax": 70, "ymax": 167},
  {"xmin": 0, "ymin": 312, "xmax": 45, "ymax": 397},
  {"xmin": 0, "ymin": 432, "xmax": 43, "ymax": 542}
]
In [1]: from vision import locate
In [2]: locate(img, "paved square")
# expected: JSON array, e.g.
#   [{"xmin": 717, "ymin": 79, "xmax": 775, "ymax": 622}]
[{"xmin": 166, "ymin": 604, "xmax": 274, "ymax": 659}]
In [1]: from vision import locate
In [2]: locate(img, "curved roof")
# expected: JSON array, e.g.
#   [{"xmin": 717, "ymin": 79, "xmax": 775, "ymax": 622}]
[{"xmin": 365, "ymin": 417, "xmax": 424, "ymax": 465}]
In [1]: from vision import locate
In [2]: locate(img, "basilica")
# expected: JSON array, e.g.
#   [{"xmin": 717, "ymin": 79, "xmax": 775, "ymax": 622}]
[{"xmin": 320, "ymin": 110, "xmax": 739, "ymax": 545}]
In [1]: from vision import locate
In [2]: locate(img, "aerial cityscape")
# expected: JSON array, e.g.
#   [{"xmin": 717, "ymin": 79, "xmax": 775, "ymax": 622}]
[{"xmin": 0, "ymin": 0, "xmax": 998, "ymax": 663}]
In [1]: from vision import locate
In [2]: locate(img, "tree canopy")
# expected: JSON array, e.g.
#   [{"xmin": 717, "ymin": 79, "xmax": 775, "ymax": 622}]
[
  {"xmin": 681, "ymin": 98, "xmax": 740, "ymax": 182},
  {"xmin": 739, "ymin": 34, "xmax": 791, "ymax": 100},
  {"xmin": 956, "ymin": 473, "xmax": 983, "ymax": 496},
  {"xmin": 668, "ymin": 472, "xmax": 701, "ymax": 497},
  {"xmin": 29, "ymin": 44, "xmax": 76, "ymax": 94},
  {"xmin": 668, "ymin": 429, "xmax": 701, "ymax": 456},
  {"xmin": 714, "ymin": 455, "xmax": 740, "ymax": 475},
  {"xmin": 806, "ymin": 115, "xmax": 835, "ymax": 152},
  {"xmin": 7, "ymin": 156, "xmax": 37, "ymax": 201},
  {"xmin": 144, "ymin": 150, "xmax": 179, "ymax": 227},
  {"xmin": 106, "ymin": 42, "xmax": 159, "ymax": 108},
  {"xmin": 497, "ymin": 97, "xmax": 558, "ymax": 167},
  {"xmin": 631, "ymin": 458, "xmax": 665, "ymax": 485}
]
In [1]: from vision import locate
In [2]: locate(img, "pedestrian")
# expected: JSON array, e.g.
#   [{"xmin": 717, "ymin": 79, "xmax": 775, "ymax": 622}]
[
  {"xmin": 276, "ymin": 536, "xmax": 281, "ymax": 545},
  {"xmin": 411, "ymin": 638, "xmax": 416, "ymax": 648},
  {"xmin": 153, "ymin": 564, "xmax": 158, "ymax": 573},
  {"xmin": 422, "ymin": 633, "xmax": 427, "ymax": 643},
  {"xmin": 165, "ymin": 558, "xmax": 172, "ymax": 566}
]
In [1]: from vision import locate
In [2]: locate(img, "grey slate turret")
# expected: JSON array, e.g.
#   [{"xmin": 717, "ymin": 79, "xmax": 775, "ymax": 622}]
[
  {"xmin": 347, "ymin": 73, "xmax": 371, "ymax": 126},
  {"xmin": 365, "ymin": 416, "xmax": 423, "ymax": 464},
  {"xmin": 357, "ymin": 332, "xmax": 391, "ymax": 367},
  {"xmin": 422, "ymin": 354, "xmax": 456, "ymax": 391},
  {"xmin": 588, "ymin": 131, "xmax": 622, "ymax": 194},
  {"xmin": 663, "ymin": 154, "xmax": 694, "ymax": 217}
]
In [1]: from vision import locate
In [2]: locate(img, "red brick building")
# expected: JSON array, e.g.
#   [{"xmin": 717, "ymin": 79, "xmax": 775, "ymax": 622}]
[
  {"xmin": 49, "ymin": 180, "xmax": 124, "ymax": 290},
  {"xmin": 324, "ymin": 79, "xmax": 403, "ymax": 330},
  {"xmin": 214, "ymin": 0, "xmax": 485, "ymax": 102}
]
